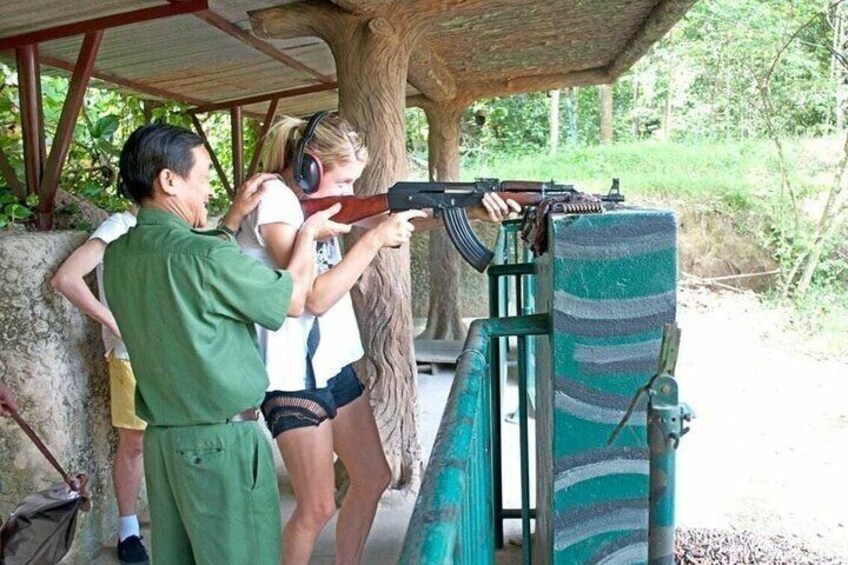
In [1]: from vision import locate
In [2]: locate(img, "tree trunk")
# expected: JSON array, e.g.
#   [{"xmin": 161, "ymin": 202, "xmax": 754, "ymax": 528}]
[
  {"xmin": 833, "ymin": 2, "xmax": 847, "ymax": 131},
  {"xmin": 663, "ymin": 67, "xmax": 673, "ymax": 141},
  {"xmin": 566, "ymin": 87, "xmax": 578, "ymax": 146},
  {"xmin": 418, "ymin": 98, "xmax": 468, "ymax": 341},
  {"xmin": 793, "ymin": 132, "xmax": 848, "ymax": 297},
  {"xmin": 631, "ymin": 75, "xmax": 640, "ymax": 138},
  {"xmin": 549, "ymin": 89, "xmax": 560, "ymax": 156},
  {"xmin": 599, "ymin": 83, "xmax": 614, "ymax": 143},
  {"xmin": 329, "ymin": 14, "xmax": 423, "ymax": 489}
]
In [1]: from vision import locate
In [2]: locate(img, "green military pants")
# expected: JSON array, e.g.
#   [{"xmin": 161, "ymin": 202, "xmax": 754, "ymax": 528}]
[{"xmin": 143, "ymin": 421, "xmax": 281, "ymax": 565}]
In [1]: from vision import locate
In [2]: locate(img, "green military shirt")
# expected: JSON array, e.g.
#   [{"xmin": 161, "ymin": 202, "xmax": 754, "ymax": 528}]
[{"xmin": 103, "ymin": 208, "xmax": 293, "ymax": 426}]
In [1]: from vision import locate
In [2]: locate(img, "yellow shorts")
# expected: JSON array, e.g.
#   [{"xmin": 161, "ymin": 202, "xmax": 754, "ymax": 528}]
[{"xmin": 107, "ymin": 352, "xmax": 147, "ymax": 431}]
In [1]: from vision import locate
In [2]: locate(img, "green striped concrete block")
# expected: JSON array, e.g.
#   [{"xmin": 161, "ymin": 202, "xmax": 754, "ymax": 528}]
[{"xmin": 535, "ymin": 209, "xmax": 677, "ymax": 565}]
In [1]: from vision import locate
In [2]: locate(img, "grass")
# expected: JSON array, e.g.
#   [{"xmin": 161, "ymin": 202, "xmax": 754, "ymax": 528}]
[
  {"xmin": 766, "ymin": 286, "xmax": 848, "ymax": 360},
  {"xmin": 458, "ymin": 137, "xmax": 838, "ymax": 214},
  {"xmin": 452, "ymin": 136, "xmax": 848, "ymax": 358}
]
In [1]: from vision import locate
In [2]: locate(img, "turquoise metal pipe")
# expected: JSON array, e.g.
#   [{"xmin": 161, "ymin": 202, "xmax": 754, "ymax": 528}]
[
  {"xmin": 400, "ymin": 314, "xmax": 549, "ymax": 564},
  {"xmin": 516, "ymin": 332, "xmax": 532, "ymax": 564},
  {"xmin": 488, "ymin": 274, "xmax": 506, "ymax": 549},
  {"xmin": 648, "ymin": 375, "xmax": 693, "ymax": 565},
  {"xmin": 487, "ymin": 224, "xmax": 534, "ymax": 549},
  {"xmin": 486, "ymin": 222, "xmax": 538, "ymax": 552}
]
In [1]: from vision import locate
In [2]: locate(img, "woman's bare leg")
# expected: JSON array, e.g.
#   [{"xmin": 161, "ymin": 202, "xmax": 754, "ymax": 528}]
[
  {"xmin": 331, "ymin": 391, "xmax": 391, "ymax": 565},
  {"xmin": 276, "ymin": 420, "xmax": 337, "ymax": 565}
]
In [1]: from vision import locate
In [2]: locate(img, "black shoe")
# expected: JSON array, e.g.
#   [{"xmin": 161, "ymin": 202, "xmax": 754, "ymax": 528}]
[{"xmin": 118, "ymin": 535, "xmax": 149, "ymax": 564}]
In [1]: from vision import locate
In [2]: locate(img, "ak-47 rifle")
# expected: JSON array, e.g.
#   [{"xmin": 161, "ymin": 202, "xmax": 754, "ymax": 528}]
[{"xmin": 301, "ymin": 178, "xmax": 624, "ymax": 272}]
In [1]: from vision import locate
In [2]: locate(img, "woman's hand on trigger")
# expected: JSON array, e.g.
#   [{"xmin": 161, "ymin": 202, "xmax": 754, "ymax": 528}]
[
  {"xmin": 371, "ymin": 209, "xmax": 427, "ymax": 248},
  {"xmin": 301, "ymin": 203, "xmax": 351, "ymax": 240}
]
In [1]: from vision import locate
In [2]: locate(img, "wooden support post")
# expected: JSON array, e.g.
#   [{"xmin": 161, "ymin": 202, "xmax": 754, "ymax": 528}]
[
  {"xmin": 190, "ymin": 114, "xmax": 233, "ymax": 198},
  {"xmin": 37, "ymin": 31, "xmax": 102, "ymax": 230},
  {"xmin": 247, "ymin": 99, "xmax": 278, "ymax": 176},
  {"xmin": 231, "ymin": 106, "xmax": 244, "ymax": 188},
  {"xmin": 417, "ymin": 96, "xmax": 470, "ymax": 341},
  {"xmin": 15, "ymin": 44, "xmax": 44, "ymax": 201}
]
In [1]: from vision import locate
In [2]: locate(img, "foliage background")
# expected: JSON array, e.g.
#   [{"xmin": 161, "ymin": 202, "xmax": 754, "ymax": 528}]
[{"xmin": 1, "ymin": 0, "xmax": 847, "ymax": 340}]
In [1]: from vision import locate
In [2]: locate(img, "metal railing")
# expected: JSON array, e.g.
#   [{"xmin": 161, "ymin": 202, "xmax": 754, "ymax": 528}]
[
  {"xmin": 486, "ymin": 220, "xmax": 538, "ymax": 563},
  {"xmin": 400, "ymin": 223, "xmax": 544, "ymax": 564},
  {"xmin": 400, "ymin": 314, "xmax": 548, "ymax": 564}
]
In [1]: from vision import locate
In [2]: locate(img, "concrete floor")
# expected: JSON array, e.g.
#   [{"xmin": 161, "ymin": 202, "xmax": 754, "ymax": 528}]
[{"xmin": 92, "ymin": 366, "xmax": 532, "ymax": 564}]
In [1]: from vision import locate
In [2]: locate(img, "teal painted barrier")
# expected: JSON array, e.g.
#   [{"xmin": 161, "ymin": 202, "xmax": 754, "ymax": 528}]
[
  {"xmin": 400, "ymin": 315, "xmax": 549, "ymax": 564},
  {"xmin": 534, "ymin": 209, "xmax": 678, "ymax": 564},
  {"xmin": 403, "ymin": 208, "xmax": 682, "ymax": 565}
]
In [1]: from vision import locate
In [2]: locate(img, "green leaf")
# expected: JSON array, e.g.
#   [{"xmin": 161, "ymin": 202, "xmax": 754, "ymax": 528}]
[
  {"xmin": 96, "ymin": 138, "xmax": 122, "ymax": 157},
  {"xmin": 5, "ymin": 203, "xmax": 32, "ymax": 220},
  {"xmin": 91, "ymin": 115, "xmax": 120, "ymax": 140}
]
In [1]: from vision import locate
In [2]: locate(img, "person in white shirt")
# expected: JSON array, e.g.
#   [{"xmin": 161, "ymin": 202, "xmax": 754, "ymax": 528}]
[
  {"xmin": 240, "ymin": 111, "xmax": 520, "ymax": 565},
  {"xmin": 52, "ymin": 211, "xmax": 152, "ymax": 563}
]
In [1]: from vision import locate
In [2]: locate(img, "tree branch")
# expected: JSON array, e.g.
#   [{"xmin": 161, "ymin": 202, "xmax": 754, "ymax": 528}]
[
  {"xmin": 249, "ymin": 0, "xmax": 343, "ymax": 42},
  {"xmin": 0, "ymin": 145, "xmax": 24, "ymax": 199},
  {"xmin": 408, "ymin": 39, "xmax": 456, "ymax": 101},
  {"xmin": 330, "ymin": 0, "xmax": 394, "ymax": 16},
  {"xmin": 461, "ymin": 67, "xmax": 611, "ymax": 99}
]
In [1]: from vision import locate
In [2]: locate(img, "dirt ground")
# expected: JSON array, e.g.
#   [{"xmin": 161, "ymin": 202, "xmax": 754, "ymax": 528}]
[{"xmin": 674, "ymin": 285, "xmax": 848, "ymax": 562}]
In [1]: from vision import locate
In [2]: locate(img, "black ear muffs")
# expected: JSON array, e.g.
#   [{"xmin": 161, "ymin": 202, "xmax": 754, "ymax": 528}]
[{"xmin": 292, "ymin": 111, "xmax": 330, "ymax": 194}]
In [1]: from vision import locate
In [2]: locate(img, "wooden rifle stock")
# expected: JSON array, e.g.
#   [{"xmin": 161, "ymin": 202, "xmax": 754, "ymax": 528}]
[{"xmin": 300, "ymin": 194, "xmax": 390, "ymax": 224}]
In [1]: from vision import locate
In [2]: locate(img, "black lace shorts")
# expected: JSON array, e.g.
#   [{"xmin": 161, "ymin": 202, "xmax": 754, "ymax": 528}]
[{"xmin": 261, "ymin": 365, "xmax": 364, "ymax": 438}]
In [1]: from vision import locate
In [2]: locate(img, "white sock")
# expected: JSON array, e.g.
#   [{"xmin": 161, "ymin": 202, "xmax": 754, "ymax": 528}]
[{"xmin": 118, "ymin": 515, "xmax": 140, "ymax": 542}]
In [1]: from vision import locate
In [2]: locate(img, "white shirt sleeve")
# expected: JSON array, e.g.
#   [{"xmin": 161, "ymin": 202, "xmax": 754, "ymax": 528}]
[
  {"xmin": 251, "ymin": 179, "xmax": 304, "ymax": 248},
  {"xmin": 89, "ymin": 212, "xmax": 136, "ymax": 246}
]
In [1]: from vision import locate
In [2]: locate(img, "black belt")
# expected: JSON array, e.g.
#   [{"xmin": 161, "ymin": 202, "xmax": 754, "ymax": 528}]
[{"xmin": 226, "ymin": 408, "xmax": 259, "ymax": 423}]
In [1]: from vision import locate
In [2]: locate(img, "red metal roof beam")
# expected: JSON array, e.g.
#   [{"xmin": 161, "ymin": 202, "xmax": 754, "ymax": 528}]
[
  {"xmin": 188, "ymin": 82, "xmax": 338, "ymax": 114},
  {"xmin": 189, "ymin": 114, "xmax": 234, "ymax": 198},
  {"xmin": 247, "ymin": 98, "xmax": 279, "ymax": 177},
  {"xmin": 231, "ymin": 106, "xmax": 244, "ymax": 188},
  {"xmin": 16, "ymin": 45, "xmax": 46, "ymax": 200},
  {"xmin": 0, "ymin": 0, "xmax": 209, "ymax": 51},
  {"xmin": 37, "ymin": 31, "xmax": 103, "ymax": 230}
]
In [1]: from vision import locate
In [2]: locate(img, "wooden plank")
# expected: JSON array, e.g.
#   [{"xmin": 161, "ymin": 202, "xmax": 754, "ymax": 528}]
[
  {"xmin": 0, "ymin": 0, "xmax": 208, "ymax": 51},
  {"xmin": 40, "ymin": 54, "xmax": 208, "ymax": 106},
  {"xmin": 414, "ymin": 339, "xmax": 464, "ymax": 364},
  {"xmin": 192, "ymin": 9, "xmax": 334, "ymax": 83}
]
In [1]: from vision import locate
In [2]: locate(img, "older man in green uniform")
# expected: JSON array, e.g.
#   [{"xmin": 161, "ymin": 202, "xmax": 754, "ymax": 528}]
[{"xmin": 103, "ymin": 124, "xmax": 343, "ymax": 564}]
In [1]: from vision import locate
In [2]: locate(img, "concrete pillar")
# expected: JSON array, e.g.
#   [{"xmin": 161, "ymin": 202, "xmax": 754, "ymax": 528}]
[
  {"xmin": 534, "ymin": 210, "xmax": 677, "ymax": 563},
  {"xmin": 0, "ymin": 231, "xmax": 120, "ymax": 562}
]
